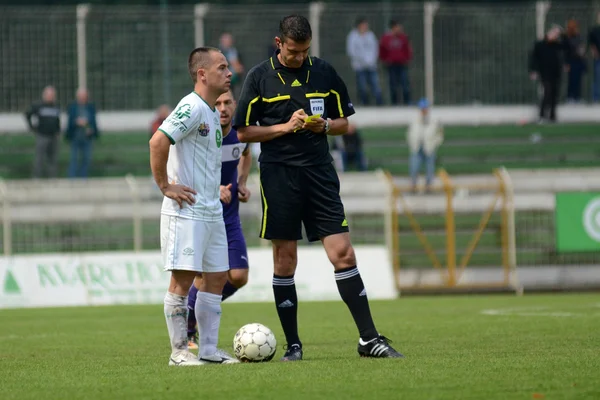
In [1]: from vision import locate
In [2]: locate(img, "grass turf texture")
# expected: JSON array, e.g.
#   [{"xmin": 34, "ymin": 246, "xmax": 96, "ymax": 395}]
[
  {"xmin": 0, "ymin": 293, "xmax": 599, "ymax": 400},
  {"xmin": 1, "ymin": 123, "xmax": 599, "ymax": 179}
]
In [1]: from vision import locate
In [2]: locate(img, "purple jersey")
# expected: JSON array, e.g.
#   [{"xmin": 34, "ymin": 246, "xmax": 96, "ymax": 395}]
[{"xmin": 221, "ymin": 128, "xmax": 248, "ymax": 225}]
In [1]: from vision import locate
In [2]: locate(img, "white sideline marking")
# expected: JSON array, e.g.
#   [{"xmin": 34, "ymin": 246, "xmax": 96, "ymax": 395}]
[
  {"xmin": 481, "ymin": 309, "xmax": 577, "ymax": 317},
  {"xmin": 480, "ymin": 304, "xmax": 600, "ymax": 318}
]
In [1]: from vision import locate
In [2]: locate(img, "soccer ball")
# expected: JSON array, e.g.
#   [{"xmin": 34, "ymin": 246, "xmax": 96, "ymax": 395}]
[{"xmin": 233, "ymin": 323, "xmax": 277, "ymax": 362}]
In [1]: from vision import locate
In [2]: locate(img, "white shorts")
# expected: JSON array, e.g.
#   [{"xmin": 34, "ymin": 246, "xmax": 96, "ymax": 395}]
[{"xmin": 160, "ymin": 214, "xmax": 229, "ymax": 273}]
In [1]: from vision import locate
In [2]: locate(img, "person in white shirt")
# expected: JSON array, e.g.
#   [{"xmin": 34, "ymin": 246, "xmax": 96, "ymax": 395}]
[
  {"xmin": 346, "ymin": 17, "xmax": 383, "ymax": 106},
  {"xmin": 406, "ymin": 98, "xmax": 443, "ymax": 193},
  {"xmin": 149, "ymin": 46, "xmax": 236, "ymax": 366}
]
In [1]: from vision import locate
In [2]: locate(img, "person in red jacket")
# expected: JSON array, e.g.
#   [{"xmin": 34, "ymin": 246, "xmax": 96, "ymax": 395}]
[{"xmin": 379, "ymin": 20, "xmax": 413, "ymax": 105}]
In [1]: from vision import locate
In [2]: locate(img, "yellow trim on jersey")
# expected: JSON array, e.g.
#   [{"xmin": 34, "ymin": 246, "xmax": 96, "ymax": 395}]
[
  {"xmin": 270, "ymin": 57, "xmax": 275, "ymax": 69},
  {"xmin": 259, "ymin": 179, "xmax": 268, "ymax": 238},
  {"xmin": 308, "ymin": 56, "xmax": 313, "ymax": 66},
  {"xmin": 306, "ymin": 70, "xmax": 310, "ymax": 83},
  {"xmin": 277, "ymin": 73, "xmax": 286, "ymax": 85},
  {"xmin": 245, "ymin": 96, "xmax": 260, "ymax": 126},
  {"xmin": 262, "ymin": 95, "xmax": 291, "ymax": 102},
  {"xmin": 330, "ymin": 89, "xmax": 344, "ymax": 117},
  {"xmin": 305, "ymin": 92, "xmax": 330, "ymax": 98}
]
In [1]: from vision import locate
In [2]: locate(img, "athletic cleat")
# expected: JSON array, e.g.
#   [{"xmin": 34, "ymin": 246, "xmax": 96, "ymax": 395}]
[
  {"xmin": 168, "ymin": 351, "xmax": 203, "ymax": 366},
  {"xmin": 280, "ymin": 344, "xmax": 303, "ymax": 362},
  {"xmin": 187, "ymin": 333, "xmax": 199, "ymax": 351},
  {"xmin": 215, "ymin": 348, "xmax": 238, "ymax": 362},
  {"xmin": 199, "ymin": 352, "xmax": 240, "ymax": 365},
  {"xmin": 357, "ymin": 336, "xmax": 404, "ymax": 358}
]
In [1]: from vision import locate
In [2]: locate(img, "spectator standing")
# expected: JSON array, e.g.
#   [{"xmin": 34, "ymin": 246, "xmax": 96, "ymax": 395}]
[
  {"xmin": 529, "ymin": 26, "xmax": 565, "ymax": 122},
  {"xmin": 588, "ymin": 12, "xmax": 600, "ymax": 102},
  {"xmin": 407, "ymin": 98, "xmax": 443, "ymax": 193},
  {"xmin": 219, "ymin": 32, "xmax": 245, "ymax": 95},
  {"xmin": 564, "ymin": 19, "xmax": 587, "ymax": 103},
  {"xmin": 379, "ymin": 20, "xmax": 413, "ymax": 105},
  {"xmin": 25, "ymin": 85, "xmax": 61, "ymax": 178},
  {"xmin": 346, "ymin": 17, "xmax": 383, "ymax": 106},
  {"xmin": 66, "ymin": 88, "xmax": 99, "ymax": 178}
]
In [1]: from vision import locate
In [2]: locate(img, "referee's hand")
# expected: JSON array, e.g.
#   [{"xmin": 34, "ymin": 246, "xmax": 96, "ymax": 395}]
[
  {"xmin": 287, "ymin": 109, "xmax": 307, "ymax": 133},
  {"xmin": 162, "ymin": 183, "xmax": 197, "ymax": 208},
  {"xmin": 302, "ymin": 117, "xmax": 326, "ymax": 133}
]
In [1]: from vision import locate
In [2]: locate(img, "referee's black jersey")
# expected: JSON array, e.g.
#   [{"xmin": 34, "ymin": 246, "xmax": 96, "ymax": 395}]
[{"xmin": 233, "ymin": 50, "xmax": 355, "ymax": 166}]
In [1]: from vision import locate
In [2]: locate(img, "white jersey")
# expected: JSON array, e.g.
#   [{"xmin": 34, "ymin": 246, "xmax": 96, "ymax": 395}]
[{"xmin": 158, "ymin": 92, "xmax": 223, "ymax": 221}]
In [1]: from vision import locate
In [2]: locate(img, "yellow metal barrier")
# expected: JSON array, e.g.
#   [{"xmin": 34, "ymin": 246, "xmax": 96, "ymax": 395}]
[{"xmin": 385, "ymin": 168, "xmax": 521, "ymax": 294}]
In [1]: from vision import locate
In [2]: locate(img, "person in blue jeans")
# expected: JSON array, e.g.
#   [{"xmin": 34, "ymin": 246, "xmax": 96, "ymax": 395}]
[
  {"xmin": 588, "ymin": 12, "xmax": 600, "ymax": 102},
  {"xmin": 564, "ymin": 19, "xmax": 586, "ymax": 103},
  {"xmin": 407, "ymin": 98, "xmax": 443, "ymax": 193},
  {"xmin": 66, "ymin": 88, "xmax": 98, "ymax": 178},
  {"xmin": 346, "ymin": 17, "xmax": 383, "ymax": 106}
]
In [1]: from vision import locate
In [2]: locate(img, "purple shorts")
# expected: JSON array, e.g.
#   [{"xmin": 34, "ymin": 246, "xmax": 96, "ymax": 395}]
[{"xmin": 226, "ymin": 222, "xmax": 248, "ymax": 269}]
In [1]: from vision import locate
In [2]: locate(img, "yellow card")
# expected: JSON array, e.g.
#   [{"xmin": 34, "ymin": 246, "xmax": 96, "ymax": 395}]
[{"xmin": 306, "ymin": 114, "xmax": 321, "ymax": 122}]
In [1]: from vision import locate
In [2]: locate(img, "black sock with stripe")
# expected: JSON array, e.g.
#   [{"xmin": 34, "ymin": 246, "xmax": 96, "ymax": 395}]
[
  {"xmin": 335, "ymin": 266, "xmax": 378, "ymax": 341},
  {"xmin": 273, "ymin": 274, "xmax": 301, "ymax": 347}
]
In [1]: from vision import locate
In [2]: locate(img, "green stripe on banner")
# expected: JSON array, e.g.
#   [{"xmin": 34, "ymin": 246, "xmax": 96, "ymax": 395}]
[{"xmin": 555, "ymin": 192, "xmax": 600, "ymax": 252}]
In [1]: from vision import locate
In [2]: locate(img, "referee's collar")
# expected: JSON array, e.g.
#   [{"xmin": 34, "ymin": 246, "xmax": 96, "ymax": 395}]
[{"xmin": 270, "ymin": 49, "xmax": 312, "ymax": 70}]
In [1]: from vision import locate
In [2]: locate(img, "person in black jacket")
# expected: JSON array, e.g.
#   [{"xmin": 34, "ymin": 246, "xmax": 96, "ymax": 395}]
[
  {"xmin": 341, "ymin": 123, "xmax": 368, "ymax": 171},
  {"xmin": 529, "ymin": 25, "xmax": 565, "ymax": 122},
  {"xmin": 25, "ymin": 86, "xmax": 61, "ymax": 178}
]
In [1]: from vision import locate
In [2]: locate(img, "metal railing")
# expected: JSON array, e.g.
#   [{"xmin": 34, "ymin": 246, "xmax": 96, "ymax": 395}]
[
  {"xmin": 1, "ymin": 2, "xmax": 599, "ymax": 112},
  {"xmin": 0, "ymin": 172, "xmax": 392, "ymax": 255}
]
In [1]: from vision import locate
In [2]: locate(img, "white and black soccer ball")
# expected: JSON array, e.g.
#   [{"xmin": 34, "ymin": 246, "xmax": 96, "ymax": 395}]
[{"xmin": 233, "ymin": 323, "xmax": 277, "ymax": 362}]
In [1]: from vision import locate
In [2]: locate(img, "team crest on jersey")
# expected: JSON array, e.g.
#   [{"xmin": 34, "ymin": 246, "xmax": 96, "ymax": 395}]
[
  {"xmin": 216, "ymin": 129, "xmax": 222, "ymax": 148},
  {"xmin": 232, "ymin": 146, "xmax": 241, "ymax": 159},
  {"xmin": 197, "ymin": 122, "xmax": 209, "ymax": 137},
  {"xmin": 174, "ymin": 104, "xmax": 192, "ymax": 120}
]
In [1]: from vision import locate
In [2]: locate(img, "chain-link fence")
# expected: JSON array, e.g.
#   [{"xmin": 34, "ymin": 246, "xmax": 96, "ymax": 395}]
[{"xmin": 1, "ymin": 2, "xmax": 599, "ymax": 112}]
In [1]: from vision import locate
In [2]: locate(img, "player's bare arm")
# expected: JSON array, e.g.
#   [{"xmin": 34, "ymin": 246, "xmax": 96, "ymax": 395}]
[
  {"xmin": 237, "ymin": 109, "xmax": 306, "ymax": 143},
  {"xmin": 303, "ymin": 116, "xmax": 349, "ymax": 136},
  {"xmin": 149, "ymin": 131, "xmax": 197, "ymax": 208},
  {"xmin": 237, "ymin": 147, "xmax": 252, "ymax": 202}
]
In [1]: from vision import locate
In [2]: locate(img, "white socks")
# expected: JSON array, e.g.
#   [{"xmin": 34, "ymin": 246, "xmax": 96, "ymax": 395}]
[
  {"xmin": 164, "ymin": 292, "xmax": 189, "ymax": 354},
  {"xmin": 195, "ymin": 291, "xmax": 223, "ymax": 358}
]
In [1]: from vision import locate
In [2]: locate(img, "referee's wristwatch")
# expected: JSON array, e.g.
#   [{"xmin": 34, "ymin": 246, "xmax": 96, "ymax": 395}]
[{"xmin": 323, "ymin": 118, "xmax": 331, "ymax": 134}]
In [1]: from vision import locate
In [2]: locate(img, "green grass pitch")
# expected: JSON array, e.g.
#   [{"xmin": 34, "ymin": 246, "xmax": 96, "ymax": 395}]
[{"xmin": 1, "ymin": 293, "xmax": 599, "ymax": 399}]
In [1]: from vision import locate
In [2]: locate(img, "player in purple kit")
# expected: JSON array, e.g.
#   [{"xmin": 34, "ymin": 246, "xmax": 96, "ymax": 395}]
[{"xmin": 187, "ymin": 89, "xmax": 252, "ymax": 350}]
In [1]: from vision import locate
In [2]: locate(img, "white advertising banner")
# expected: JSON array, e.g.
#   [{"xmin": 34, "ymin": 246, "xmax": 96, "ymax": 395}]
[{"xmin": 0, "ymin": 246, "xmax": 396, "ymax": 309}]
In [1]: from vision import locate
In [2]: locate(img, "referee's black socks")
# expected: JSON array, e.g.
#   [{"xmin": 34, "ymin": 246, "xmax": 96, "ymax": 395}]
[
  {"xmin": 335, "ymin": 266, "xmax": 379, "ymax": 341},
  {"xmin": 273, "ymin": 274, "xmax": 301, "ymax": 347}
]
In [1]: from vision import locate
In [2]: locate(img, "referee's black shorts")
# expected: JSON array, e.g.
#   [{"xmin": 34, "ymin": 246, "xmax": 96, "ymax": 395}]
[{"xmin": 258, "ymin": 162, "xmax": 349, "ymax": 242}]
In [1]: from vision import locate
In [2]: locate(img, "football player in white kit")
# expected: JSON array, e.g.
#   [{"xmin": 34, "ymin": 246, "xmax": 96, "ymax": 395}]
[{"xmin": 149, "ymin": 47, "xmax": 235, "ymax": 366}]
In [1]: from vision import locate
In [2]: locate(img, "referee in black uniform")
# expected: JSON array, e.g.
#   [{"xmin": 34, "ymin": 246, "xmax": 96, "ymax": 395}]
[{"xmin": 234, "ymin": 15, "xmax": 402, "ymax": 361}]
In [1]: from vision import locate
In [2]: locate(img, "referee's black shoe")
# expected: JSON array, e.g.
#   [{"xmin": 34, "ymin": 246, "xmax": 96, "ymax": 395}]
[
  {"xmin": 280, "ymin": 344, "xmax": 303, "ymax": 362},
  {"xmin": 358, "ymin": 336, "xmax": 404, "ymax": 358}
]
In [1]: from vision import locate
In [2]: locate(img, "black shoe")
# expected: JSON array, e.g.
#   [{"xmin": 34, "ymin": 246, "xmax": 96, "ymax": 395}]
[
  {"xmin": 280, "ymin": 344, "xmax": 303, "ymax": 362},
  {"xmin": 357, "ymin": 335, "xmax": 404, "ymax": 358}
]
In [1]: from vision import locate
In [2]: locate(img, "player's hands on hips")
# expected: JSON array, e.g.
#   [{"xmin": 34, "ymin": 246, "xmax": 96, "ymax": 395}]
[
  {"xmin": 163, "ymin": 183, "xmax": 197, "ymax": 208},
  {"xmin": 220, "ymin": 183, "xmax": 233, "ymax": 204},
  {"xmin": 286, "ymin": 109, "xmax": 307, "ymax": 133},
  {"xmin": 238, "ymin": 184, "xmax": 251, "ymax": 203},
  {"xmin": 302, "ymin": 117, "xmax": 326, "ymax": 133}
]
